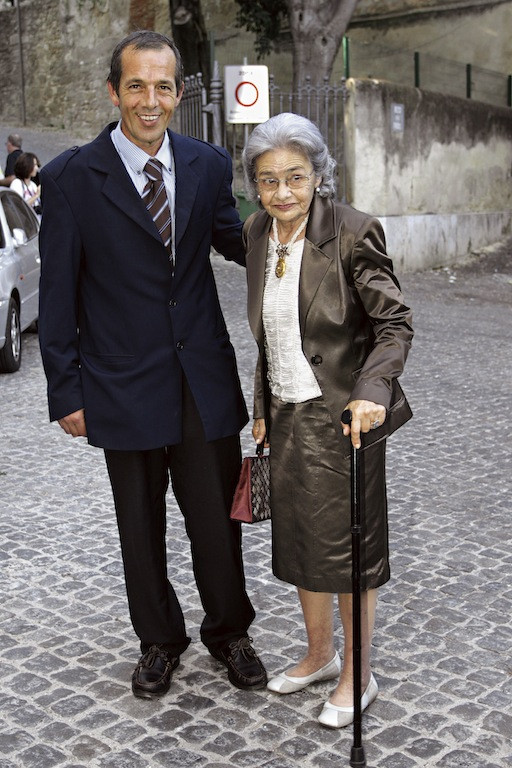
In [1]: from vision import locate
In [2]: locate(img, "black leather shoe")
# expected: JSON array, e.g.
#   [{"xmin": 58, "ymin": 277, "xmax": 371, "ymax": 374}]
[
  {"xmin": 131, "ymin": 645, "xmax": 180, "ymax": 699},
  {"xmin": 210, "ymin": 637, "xmax": 267, "ymax": 690}
]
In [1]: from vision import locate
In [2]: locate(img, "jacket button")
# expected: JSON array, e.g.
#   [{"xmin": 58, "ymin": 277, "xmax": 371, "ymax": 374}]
[
  {"xmin": 176, "ymin": 341, "xmax": 184, "ymax": 350},
  {"xmin": 311, "ymin": 354, "xmax": 322, "ymax": 365},
  {"xmin": 169, "ymin": 299, "xmax": 177, "ymax": 307}
]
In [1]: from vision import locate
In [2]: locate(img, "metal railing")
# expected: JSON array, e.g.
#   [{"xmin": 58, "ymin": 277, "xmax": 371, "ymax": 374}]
[
  {"xmin": 179, "ymin": 72, "xmax": 208, "ymax": 141},
  {"xmin": 180, "ymin": 32, "xmax": 511, "ymax": 150},
  {"xmin": 178, "ymin": 37, "xmax": 511, "ymax": 203},
  {"xmin": 177, "ymin": 66, "xmax": 347, "ymax": 201},
  {"xmin": 267, "ymin": 75, "xmax": 348, "ymax": 201},
  {"xmin": 224, "ymin": 76, "xmax": 348, "ymax": 200},
  {"xmin": 344, "ymin": 37, "xmax": 511, "ymax": 109},
  {"xmin": 210, "ymin": 32, "xmax": 511, "ymax": 109}
]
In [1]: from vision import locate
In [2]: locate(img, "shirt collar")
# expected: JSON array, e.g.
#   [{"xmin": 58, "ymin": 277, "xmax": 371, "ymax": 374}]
[{"xmin": 111, "ymin": 121, "xmax": 173, "ymax": 175}]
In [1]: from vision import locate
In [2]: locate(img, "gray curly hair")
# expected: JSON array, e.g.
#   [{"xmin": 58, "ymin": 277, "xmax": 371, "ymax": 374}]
[{"xmin": 242, "ymin": 113, "xmax": 337, "ymax": 203}]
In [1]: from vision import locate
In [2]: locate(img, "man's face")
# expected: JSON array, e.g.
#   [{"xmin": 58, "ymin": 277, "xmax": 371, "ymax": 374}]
[{"xmin": 108, "ymin": 44, "xmax": 184, "ymax": 155}]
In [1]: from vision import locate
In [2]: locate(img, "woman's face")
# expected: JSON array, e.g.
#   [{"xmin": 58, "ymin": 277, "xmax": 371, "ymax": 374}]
[{"xmin": 254, "ymin": 147, "xmax": 321, "ymax": 228}]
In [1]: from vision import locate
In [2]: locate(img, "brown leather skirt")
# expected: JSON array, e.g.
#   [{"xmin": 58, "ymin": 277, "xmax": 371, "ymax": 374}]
[{"xmin": 269, "ymin": 395, "xmax": 390, "ymax": 593}]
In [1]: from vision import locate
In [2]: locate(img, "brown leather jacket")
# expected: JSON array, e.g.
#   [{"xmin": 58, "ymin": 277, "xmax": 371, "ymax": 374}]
[{"xmin": 244, "ymin": 193, "xmax": 414, "ymax": 453}]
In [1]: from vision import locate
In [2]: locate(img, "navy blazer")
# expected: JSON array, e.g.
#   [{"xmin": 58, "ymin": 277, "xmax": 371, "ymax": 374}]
[{"xmin": 38, "ymin": 124, "xmax": 248, "ymax": 450}]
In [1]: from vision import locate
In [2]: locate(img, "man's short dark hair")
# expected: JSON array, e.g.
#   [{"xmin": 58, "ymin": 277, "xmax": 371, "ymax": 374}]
[
  {"xmin": 7, "ymin": 134, "xmax": 22, "ymax": 149},
  {"xmin": 107, "ymin": 30, "xmax": 184, "ymax": 95}
]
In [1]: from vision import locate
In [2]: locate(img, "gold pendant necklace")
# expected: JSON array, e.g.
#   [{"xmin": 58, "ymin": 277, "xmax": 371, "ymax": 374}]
[
  {"xmin": 272, "ymin": 215, "xmax": 309, "ymax": 278},
  {"xmin": 275, "ymin": 243, "xmax": 288, "ymax": 278}
]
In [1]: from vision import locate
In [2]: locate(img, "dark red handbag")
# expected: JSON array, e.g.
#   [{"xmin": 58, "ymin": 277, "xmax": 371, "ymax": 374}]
[{"xmin": 230, "ymin": 444, "xmax": 271, "ymax": 523}]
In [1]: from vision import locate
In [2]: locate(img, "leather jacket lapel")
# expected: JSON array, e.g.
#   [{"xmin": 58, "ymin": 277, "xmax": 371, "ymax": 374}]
[
  {"xmin": 298, "ymin": 195, "xmax": 338, "ymax": 336},
  {"xmin": 306, "ymin": 192, "xmax": 338, "ymax": 247},
  {"xmin": 246, "ymin": 196, "xmax": 339, "ymax": 343},
  {"xmin": 298, "ymin": 239, "xmax": 333, "ymax": 338},
  {"xmin": 245, "ymin": 213, "xmax": 271, "ymax": 347}
]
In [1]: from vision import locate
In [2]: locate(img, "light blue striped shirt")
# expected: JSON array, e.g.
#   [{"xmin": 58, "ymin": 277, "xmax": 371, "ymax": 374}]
[{"xmin": 110, "ymin": 121, "xmax": 176, "ymax": 260}]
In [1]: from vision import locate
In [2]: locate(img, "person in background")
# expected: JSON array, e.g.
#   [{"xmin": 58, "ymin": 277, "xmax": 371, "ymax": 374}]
[
  {"xmin": 241, "ymin": 113, "xmax": 413, "ymax": 728},
  {"xmin": 38, "ymin": 30, "xmax": 266, "ymax": 700},
  {"xmin": 10, "ymin": 152, "xmax": 42, "ymax": 215},
  {"xmin": 0, "ymin": 134, "xmax": 23, "ymax": 186}
]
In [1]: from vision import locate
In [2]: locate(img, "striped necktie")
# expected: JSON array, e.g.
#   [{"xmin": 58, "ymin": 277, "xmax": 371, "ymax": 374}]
[{"xmin": 142, "ymin": 158, "xmax": 173, "ymax": 270}]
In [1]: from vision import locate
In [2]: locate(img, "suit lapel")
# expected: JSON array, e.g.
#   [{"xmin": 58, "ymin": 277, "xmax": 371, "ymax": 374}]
[
  {"xmin": 88, "ymin": 125, "xmax": 161, "ymax": 245},
  {"xmin": 88, "ymin": 126, "xmax": 203, "ymax": 251},
  {"xmin": 170, "ymin": 131, "xmax": 200, "ymax": 249}
]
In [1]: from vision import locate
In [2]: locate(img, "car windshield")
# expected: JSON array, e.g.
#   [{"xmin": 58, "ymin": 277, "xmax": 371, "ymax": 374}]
[{"xmin": 1, "ymin": 192, "xmax": 38, "ymax": 242}]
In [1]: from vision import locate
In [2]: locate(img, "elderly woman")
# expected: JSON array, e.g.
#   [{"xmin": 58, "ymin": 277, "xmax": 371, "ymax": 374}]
[{"xmin": 241, "ymin": 113, "xmax": 413, "ymax": 728}]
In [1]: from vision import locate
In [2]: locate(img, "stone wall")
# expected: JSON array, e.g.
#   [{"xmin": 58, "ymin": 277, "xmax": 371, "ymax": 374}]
[
  {"xmin": 0, "ymin": 0, "xmax": 171, "ymax": 136},
  {"xmin": 345, "ymin": 78, "xmax": 512, "ymax": 270},
  {"xmin": 1, "ymin": 1, "xmax": 509, "ymax": 270}
]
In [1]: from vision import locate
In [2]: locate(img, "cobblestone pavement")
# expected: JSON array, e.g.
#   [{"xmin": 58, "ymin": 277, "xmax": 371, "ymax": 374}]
[{"xmin": 1, "ymin": 124, "xmax": 511, "ymax": 767}]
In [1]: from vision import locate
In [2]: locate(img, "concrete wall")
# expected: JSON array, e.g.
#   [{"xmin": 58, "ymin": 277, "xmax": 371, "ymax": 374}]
[
  {"xmin": 345, "ymin": 78, "xmax": 512, "ymax": 270},
  {"xmin": 201, "ymin": 1, "xmax": 512, "ymax": 94},
  {"xmin": 347, "ymin": 1, "xmax": 512, "ymax": 82},
  {"xmin": 1, "ymin": 2, "xmax": 509, "ymax": 271}
]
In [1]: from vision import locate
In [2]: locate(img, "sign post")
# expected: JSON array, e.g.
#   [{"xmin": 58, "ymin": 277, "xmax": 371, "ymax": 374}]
[{"xmin": 224, "ymin": 65, "xmax": 270, "ymax": 124}]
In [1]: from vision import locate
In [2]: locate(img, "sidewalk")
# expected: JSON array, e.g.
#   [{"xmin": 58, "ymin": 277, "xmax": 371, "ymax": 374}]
[
  {"xmin": 0, "ymin": 122, "xmax": 92, "ymax": 170},
  {"xmin": 1, "ymin": 122, "xmax": 511, "ymax": 767}
]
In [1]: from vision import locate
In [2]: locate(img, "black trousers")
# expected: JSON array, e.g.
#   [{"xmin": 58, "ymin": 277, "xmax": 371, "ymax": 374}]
[{"xmin": 104, "ymin": 380, "xmax": 255, "ymax": 657}]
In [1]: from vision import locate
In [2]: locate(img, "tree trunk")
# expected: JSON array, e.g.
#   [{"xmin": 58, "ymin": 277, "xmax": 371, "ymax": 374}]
[
  {"xmin": 169, "ymin": 0, "xmax": 211, "ymax": 87},
  {"xmin": 286, "ymin": 0, "xmax": 358, "ymax": 90}
]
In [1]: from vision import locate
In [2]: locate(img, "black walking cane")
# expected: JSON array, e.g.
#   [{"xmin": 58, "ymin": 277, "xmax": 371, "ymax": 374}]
[{"xmin": 341, "ymin": 409, "xmax": 366, "ymax": 768}]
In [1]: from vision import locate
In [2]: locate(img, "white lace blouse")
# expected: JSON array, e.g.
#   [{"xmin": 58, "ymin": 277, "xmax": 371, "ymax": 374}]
[{"xmin": 262, "ymin": 237, "xmax": 322, "ymax": 403}]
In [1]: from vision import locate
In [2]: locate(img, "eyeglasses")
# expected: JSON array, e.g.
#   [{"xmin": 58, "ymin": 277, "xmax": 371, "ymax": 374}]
[{"xmin": 254, "ymin": 173, "xmax": 314, "ymax": 193}]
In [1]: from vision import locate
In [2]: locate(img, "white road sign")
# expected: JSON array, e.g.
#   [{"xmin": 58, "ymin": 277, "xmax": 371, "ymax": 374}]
[{"xmin": 224, "ymin": 65, "xmax": 270, "ymax": 124}]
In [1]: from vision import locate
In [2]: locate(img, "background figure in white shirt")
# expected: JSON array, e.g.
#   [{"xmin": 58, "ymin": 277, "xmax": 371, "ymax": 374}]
[{"xmin": 10, "ymin": 152, "xmax": 42, "ymax": 216}]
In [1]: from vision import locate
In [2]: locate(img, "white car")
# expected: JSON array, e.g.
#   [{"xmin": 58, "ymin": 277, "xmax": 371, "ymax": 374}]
[{"xmin": 0, "ymin": 189, "xmax": 40, "ymax": 372}]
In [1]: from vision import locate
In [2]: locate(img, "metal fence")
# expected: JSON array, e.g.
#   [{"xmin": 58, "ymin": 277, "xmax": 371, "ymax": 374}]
[
  {"xmin": 210, "ymin": 33, "xmax": 512, "ymax": 110},
  {"xmin": 225, "ymin": 76, "xmax": 348, "ymax": 199},
  {"xmin": 345, "ymin": 38, "xmax": 512, "ymax": 109},
  {"xmin": 178, "ymin": 70, "xmax": 348, "ymax": 200},
  {"xmin": 179, "ymin": 72, "xmax": 209, "ymax": 140},
  {"xmin": 268, "ymin": 74, "xmax": 346, "ymax": 168},
  {"xmin": 178, "ymin": 37, "xmax": 510, "ymax": 201}
]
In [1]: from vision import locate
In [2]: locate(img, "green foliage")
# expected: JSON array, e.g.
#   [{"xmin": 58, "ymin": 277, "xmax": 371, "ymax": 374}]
[{"xmin": 234, "ymin": 0, "xmax": 289, "ymax": 58}]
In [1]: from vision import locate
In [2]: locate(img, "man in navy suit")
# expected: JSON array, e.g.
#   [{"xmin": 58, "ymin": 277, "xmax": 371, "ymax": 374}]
[{"xmin": 38, "ymin": 30, "xmax": 267, "ymax": 698}]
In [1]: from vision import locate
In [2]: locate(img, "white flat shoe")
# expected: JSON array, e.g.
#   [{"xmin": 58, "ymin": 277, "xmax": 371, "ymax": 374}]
[
  {"xmin": 318, "ymin": 673, "xmax": 378, "ymax": 728},
  {"xmin": 267, "ymin": 652, "xmax": 341, "ymax": 694}
]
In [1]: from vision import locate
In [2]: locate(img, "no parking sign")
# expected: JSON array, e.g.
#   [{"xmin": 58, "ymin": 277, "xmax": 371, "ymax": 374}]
[{"xmin": 224, "ymin": 65, "xmax": 270, "ymax": 124}]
